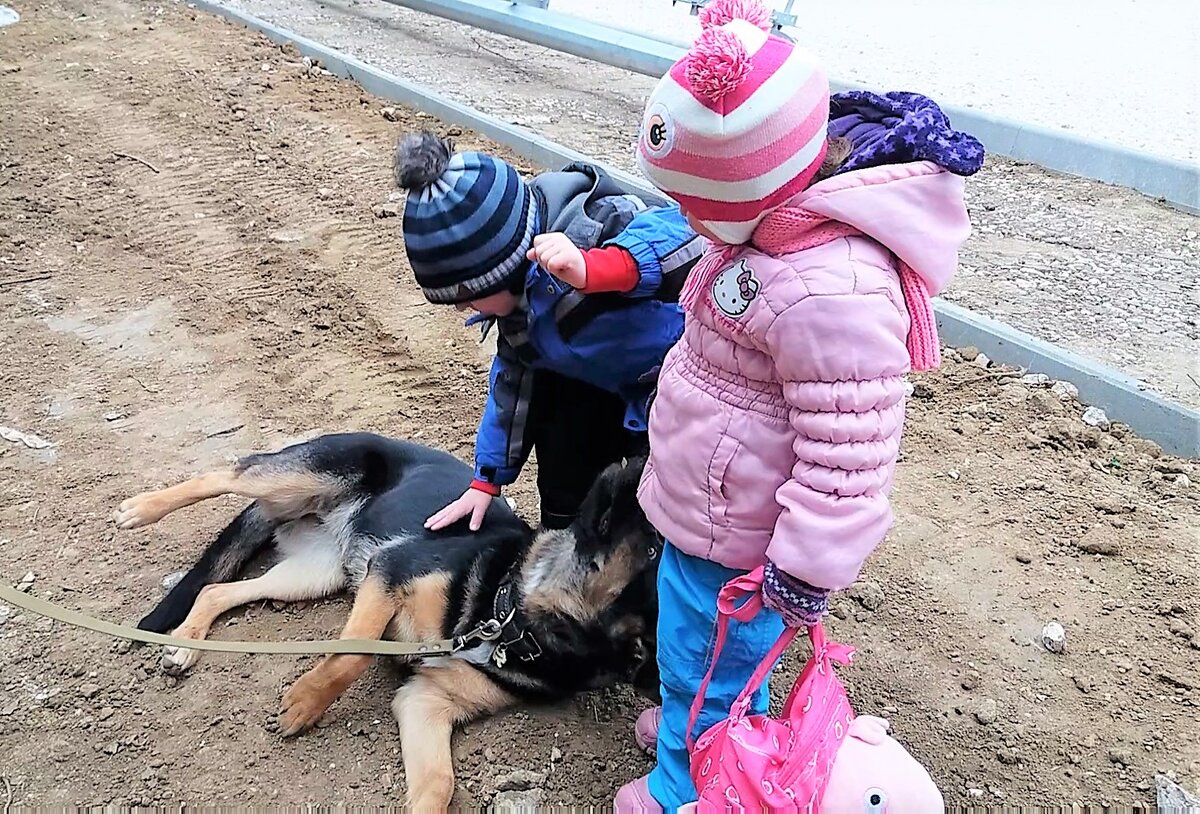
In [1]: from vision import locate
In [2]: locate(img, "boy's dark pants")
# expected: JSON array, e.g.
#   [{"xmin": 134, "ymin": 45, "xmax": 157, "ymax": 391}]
[{"xmin": 529, "ymin": 371, "xmax": 648, "ymax": 530}]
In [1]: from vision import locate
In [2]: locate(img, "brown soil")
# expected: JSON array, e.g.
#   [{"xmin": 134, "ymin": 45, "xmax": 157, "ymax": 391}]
[{"xmin": 0, "ymin": 1, "xmax": 1197, "ymax": 808}]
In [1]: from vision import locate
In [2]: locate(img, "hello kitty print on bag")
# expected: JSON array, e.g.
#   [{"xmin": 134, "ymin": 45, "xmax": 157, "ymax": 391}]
[{"xmin": 685, "ymin": 568, "xmax": 945, "ymax": 812}]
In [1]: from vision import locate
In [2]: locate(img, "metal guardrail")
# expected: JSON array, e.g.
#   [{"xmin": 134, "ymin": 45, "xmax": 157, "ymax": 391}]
[
  {"xmin": 378, "ymin": 0, "xmax": 1199, "ymax": 212},
  {"xmin": 187, "ymin": 0, "xmax": 1200, "ymax": 457}
]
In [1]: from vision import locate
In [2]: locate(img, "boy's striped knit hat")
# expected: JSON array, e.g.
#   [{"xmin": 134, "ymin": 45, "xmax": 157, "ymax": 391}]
[
  {"xmin": 395, "ymin": 131, "xmax": 536, "ymax": 304},
  {"xmin": 637, "ymin": 0, "xmax": 830, "ymax": 245}
]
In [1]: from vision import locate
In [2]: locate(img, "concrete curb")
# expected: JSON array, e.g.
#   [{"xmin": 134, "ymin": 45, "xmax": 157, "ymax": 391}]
[{"xmin": 187, "ymin": 0, "xmax": 1200, "ymax": 458}]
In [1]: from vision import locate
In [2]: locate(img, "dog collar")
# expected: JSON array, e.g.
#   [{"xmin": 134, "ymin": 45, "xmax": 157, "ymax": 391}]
[{"xmin": 488, "ymin": 576, "xmax": 543, "ymax": 669}]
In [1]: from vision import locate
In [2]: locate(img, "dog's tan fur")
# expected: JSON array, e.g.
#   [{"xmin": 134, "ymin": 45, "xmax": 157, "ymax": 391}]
[
  {"xmin": 114, "ymin": 468, "xmax": 341, "ymax": 529},
  {"xmin": 393, "ymin": 661, "xmax": 516, "ymax": 811}
]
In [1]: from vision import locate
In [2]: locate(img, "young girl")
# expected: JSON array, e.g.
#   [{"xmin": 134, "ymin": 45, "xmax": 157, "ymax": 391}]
[{"xmin": 608, "ymin": 0, "xmax": 983, "ymax": 808}]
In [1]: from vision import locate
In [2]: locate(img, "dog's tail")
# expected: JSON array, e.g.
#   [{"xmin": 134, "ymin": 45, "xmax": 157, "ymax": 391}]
[{"xmin": 137, "ymin": 504, "xmax": 277, "ymax": 633}]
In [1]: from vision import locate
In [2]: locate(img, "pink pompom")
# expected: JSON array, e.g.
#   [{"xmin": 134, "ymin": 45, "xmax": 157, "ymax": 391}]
[
  {"xmin": 685, "ymin": 27, "xmax": 753, "ymax": 103},
  {"xmin": 699, "ymin": 0, "xmax": 771, "ymax": 32}
]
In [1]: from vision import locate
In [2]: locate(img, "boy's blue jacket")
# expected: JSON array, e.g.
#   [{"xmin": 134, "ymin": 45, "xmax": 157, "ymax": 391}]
[{"xmin": 471, "ymin": 162, "xmax": 704, "ymax": 488}]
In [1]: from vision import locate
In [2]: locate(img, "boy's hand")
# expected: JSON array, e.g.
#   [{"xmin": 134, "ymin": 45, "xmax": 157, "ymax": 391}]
[
  {"xmin": 425, "ymin": 487, "xmax": 494, "ymax": 532},
  {"xmin": 528, "ymin": 233, "xmax": 587, "ymax": 289}
]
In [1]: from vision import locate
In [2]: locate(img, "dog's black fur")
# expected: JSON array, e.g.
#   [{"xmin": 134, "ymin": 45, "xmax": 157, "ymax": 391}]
[{"xmin": 117, "ymin": 432, "xmax": 659, "ymax": 808}]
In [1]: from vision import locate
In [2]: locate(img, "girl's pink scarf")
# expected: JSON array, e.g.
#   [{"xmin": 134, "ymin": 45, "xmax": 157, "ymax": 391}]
[{"xmin": 679, "ymin": 207, "xmax": 942, "ymax": 371}]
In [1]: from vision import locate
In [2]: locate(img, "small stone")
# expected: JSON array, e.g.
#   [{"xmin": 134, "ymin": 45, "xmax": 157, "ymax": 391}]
[
  {"xmin": 1175, "ymin": 474, "xmax": 1192, "ymax": 489},
  {"xmin": 104, "ymin": 741, "xmax": 120, "ymax": 755},
  {"xmin": 103, "ymin": 411, "xmax": 125, "ymax": 421},
  {"xmin": 958, "ymin": 346, "xmax": 980, "ymax": 362},
  {"xmin": 317, "ymin": 187, "xmax": 334, "ymax": 199},
  {"xmin": 911, "ymin": 383, "xmax": 934, "ymax": 400},
  {"xmin": 1169, "ymin": 618, "xmax": 1194, "ymax": 640},
  {"xmin": 961, "ymin": 671, "xmax": 980, "ymax": 691},
  {"xmin": 1041, "ymin": 621, "xmax": 1066, "ymax": 654},
  {"xmin": 160, "ymin": 571, "xmax": 185, "ymax": 593},
  {"xmin": 967, "ymin": 788, "xmax": 985, "ymax": 799},
  {"xmin": 1015, "ymin": 550, "xmax": 1033, "ymax": 564},
  {"xmin": 496, "ymin": 769, "xmax": 546, "ymax": 792},
  {"xmin": 996, "ymin": 747, "xmax": 1020, "ymax": 765},
  {"xmin": 1081, "ymin": 406, "xmax": 1110, "ymax": 429},
  {"xmin": 1073, "ymin": 674, "xmax": 1094, "ymax": 693},
  {"xmin": 1108, "ymin": 747, "xmax": 1133, "ymax": 766},
  {"xmin": 903, "ymin": 379, "xmax": 915, "ymax": 398},
  {"xmin": 16, "ymin": 572, "xmax": 35, "ymax": 592},
  {"xmin": 493, "ymin": 789, "xmax": 545, "ymax": 811},
  {"xmin": 1076, "ymin": 525, "xmax": 1120, "ymax": 556},
  {"xmin": 848, "ymin": 581, "xmax": 884, "ymax": 611},
  {"xmin": 1051, "ymin": 381, "xmax": 1080, "ymax": 401},
  {"xmin": 1154, "ymin": 458, "xmax": 1194, "ymax": 476},
  {"xmin": 972, "ymin": 698, "xmax": 998, "ymax": 725},
  {"xmin": 373, "ymin": 203, "xmax": 402, "ymax": 219},
  {"xmin": 1157, "ymin": 775, "xmax": 1200, "ymax": 809},
  {"xmin": 550, "ymin": 746, "xmax": 563, "ymax": 763},
  {"xmin": 971, "ymin": 352, "xmax": 991, "ymax": 369},
  {"xmin": 98, "ymin": 707, "xmax": 114, "ymax": 721},
  {"xmin": 381, "ymin": 772, "xmax": 394, "ymax": 789},
  {"xmin": 1020, "ymin": 373, "xmax": 1050, "ymax": 387},
  {"xmin": 380, "ymin": 107, "xmax": 400, "ymax": 122},
  {"xmin": 79, "ymin": 683, "xmax": 102, "ymax": 699}
]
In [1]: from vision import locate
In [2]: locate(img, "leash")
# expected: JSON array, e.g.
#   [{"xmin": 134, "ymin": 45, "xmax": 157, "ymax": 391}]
[{"xmin": 0, "ymin": 582, "xmax": 506, "ymax": 657}]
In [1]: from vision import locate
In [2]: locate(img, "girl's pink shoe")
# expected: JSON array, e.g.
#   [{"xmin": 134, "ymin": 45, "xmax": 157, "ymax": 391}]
[
  {"xmin": 613, "ymin": 776, "xmax": 663, "ymax": 813},
  {"xmin": 634, "ymin": 706, "xmax": 661, "ymax": 755}
]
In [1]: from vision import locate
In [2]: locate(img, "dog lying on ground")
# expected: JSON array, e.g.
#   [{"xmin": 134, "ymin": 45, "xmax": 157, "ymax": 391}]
[{"xmin": 113, "ymin": 432, "xmax": 660, "ymax": 811}]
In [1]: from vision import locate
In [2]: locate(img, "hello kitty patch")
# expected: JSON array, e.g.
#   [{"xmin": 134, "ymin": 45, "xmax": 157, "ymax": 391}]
[{"xmin": 711, "ymin": 260, "xmax": 760, "ymax": 318}]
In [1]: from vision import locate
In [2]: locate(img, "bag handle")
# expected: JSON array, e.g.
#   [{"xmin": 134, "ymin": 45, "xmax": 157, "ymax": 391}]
[{"xmin": 685, "ymin": 567, "xmax": 798, "ymax": 750}]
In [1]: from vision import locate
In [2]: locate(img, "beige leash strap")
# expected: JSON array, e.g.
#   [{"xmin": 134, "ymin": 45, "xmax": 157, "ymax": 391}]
[{"xmin": 0, "ymin": 582, "xmax": 457, "ymax": 657}]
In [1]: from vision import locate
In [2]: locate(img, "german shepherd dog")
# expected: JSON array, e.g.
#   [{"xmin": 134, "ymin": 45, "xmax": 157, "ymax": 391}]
[{"xmin": 113, "ymin": 432, "xmax": 660, "ymax": 810}]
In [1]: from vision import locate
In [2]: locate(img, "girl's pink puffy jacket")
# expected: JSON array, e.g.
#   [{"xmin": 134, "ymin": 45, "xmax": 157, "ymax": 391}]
[{"xmin": 637, "ymin": 160, "xmax": 972, "ymax": 591}]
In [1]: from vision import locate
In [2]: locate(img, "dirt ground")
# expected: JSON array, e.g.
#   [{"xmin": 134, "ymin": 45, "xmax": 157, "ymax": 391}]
[{"xmin": 0, "ymin": 1, "xmax": 1198, "ymax": 808}]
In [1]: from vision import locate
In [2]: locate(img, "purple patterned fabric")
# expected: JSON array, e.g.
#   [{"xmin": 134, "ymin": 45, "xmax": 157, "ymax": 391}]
[
  {"xmin": 762, "ymin": 560, "xmax": 829, "ymax": 627},
  {"xmin": 830, "ymin": 91, "xmax": 985, "ymax": 177}
]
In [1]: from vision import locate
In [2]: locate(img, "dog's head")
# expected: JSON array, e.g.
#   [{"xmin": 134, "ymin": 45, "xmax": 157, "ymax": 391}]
[{"xmin": 521, "ymin": 456, "xmax": 659, "ymax": 623}]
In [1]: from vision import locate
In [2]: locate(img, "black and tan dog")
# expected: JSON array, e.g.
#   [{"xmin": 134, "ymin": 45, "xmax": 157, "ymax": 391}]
[{"xmin": 114, "ymin": 432, "xmax": 659, "ymax": 810}]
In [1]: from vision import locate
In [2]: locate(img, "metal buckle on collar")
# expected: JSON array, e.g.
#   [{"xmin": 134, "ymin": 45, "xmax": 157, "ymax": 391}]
[{"xmin": 451, "ymin": 612, "xmax": 512, "ymax": 653}]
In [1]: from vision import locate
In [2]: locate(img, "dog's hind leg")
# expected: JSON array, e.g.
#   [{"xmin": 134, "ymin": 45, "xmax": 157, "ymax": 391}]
[
  {"xmin": 393, "ymin": 661, "xmax": 515, "ymax": 812},
  {"xmin": 276, "ymin": 574, "xmax": 395, "ymax": 736},
  {"xmin": 159, "ymin": 525, "xmax": 346, "ymax": 675},
  {"xmin": 114, "ymin": 448, "xmax": 347, "ymax": 530}
]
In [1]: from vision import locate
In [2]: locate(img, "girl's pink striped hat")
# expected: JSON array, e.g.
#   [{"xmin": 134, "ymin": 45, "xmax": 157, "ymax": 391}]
[{"xmin": 637, "ymin": 0, "xmax": 830, "ymax": 244}]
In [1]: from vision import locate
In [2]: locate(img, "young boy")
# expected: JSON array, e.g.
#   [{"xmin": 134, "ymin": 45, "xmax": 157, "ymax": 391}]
[{"xmin": 392, "ymin": 131, "xmax": 703, "ymax": 532}]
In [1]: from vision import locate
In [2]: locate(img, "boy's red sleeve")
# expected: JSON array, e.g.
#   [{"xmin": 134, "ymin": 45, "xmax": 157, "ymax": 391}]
[
  {"xmin": 470, "ymin": 479, "xmax": 501, "ymax": 496},
  {"xmin": 580, "ymin": 246, "xmax": 639, "ymax": 294}
]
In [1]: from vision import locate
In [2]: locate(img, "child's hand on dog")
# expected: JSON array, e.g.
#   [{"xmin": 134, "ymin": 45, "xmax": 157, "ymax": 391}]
[
  {"xmin": 527, "ymin": 232, "xmax": 587, "ymax": 289},
  {"xmin": 425, "ymin": 487, "xmax": 494, "ymax": 531}
]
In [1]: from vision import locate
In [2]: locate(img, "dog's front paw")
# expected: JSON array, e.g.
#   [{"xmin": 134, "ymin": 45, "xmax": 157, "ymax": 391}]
[
  {"xmin": 277, "ymin": 676, "xmax": 330, "ymax": 737},
  {"xmin": 113, "ymin": 492, "xmax": 169, "ymax": 529},
  {"xmin": 161, "ymin": 643, "xmax": 200, "ymax": 675}
]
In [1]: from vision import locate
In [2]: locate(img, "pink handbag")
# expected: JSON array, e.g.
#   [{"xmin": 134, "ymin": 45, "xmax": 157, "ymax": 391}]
[{"xmin": 687, "ymin": 567, "xmax": 857, "ymax": 812}]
